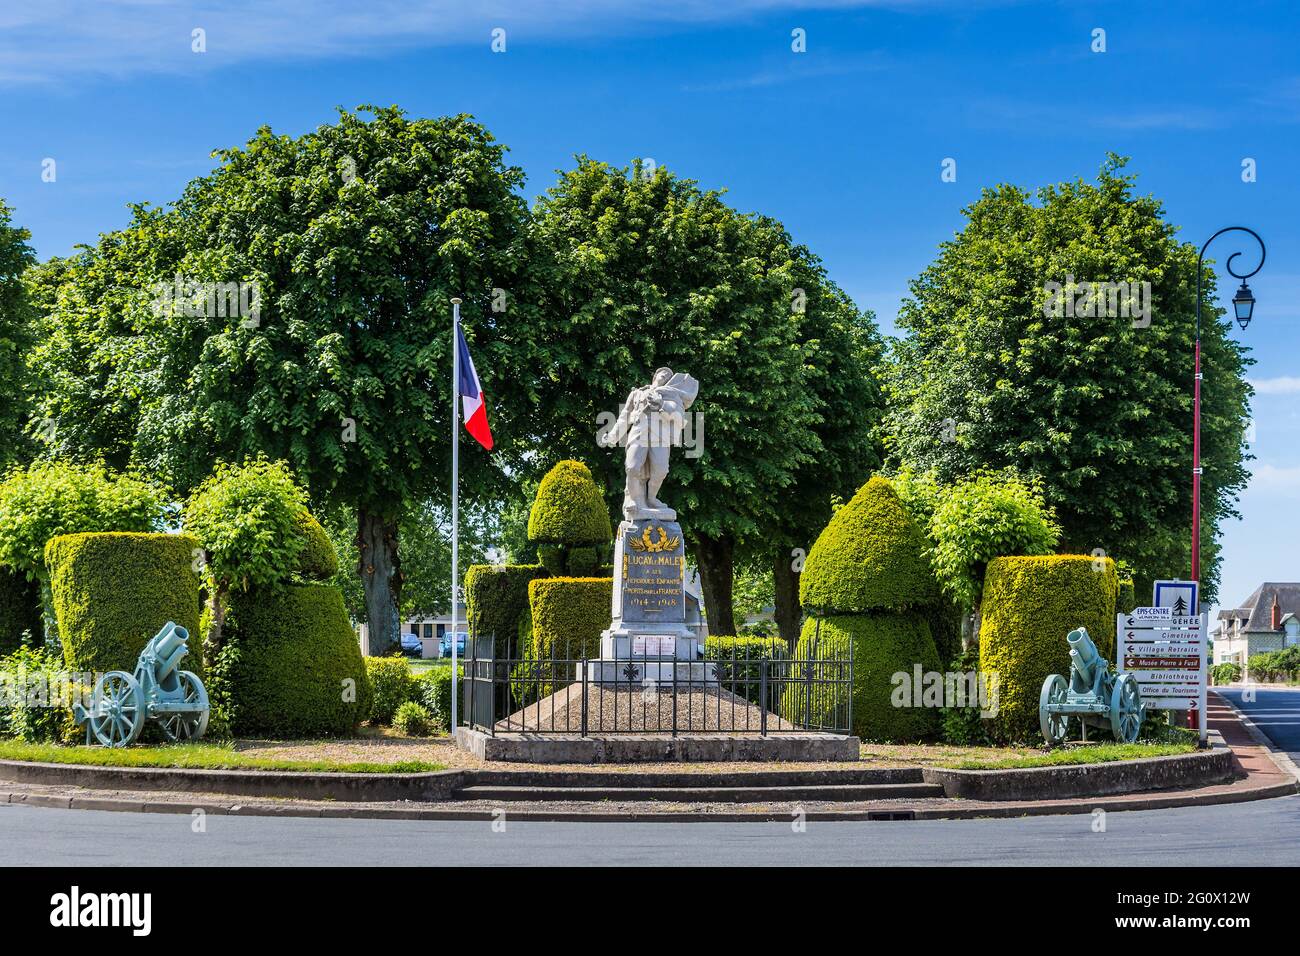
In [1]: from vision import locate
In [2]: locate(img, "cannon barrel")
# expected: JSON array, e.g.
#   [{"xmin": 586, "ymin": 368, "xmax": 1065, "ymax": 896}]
[
  {"xmin": 1067, "ymin": 627, "xmax": 1101, "ymax": 685},
  {"xmin": 150, "ymin": 622, "xmax": 190, "ymax": 682}
]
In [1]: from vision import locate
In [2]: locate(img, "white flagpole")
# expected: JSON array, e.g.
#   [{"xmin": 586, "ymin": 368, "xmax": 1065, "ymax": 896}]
[{"xmin": 450, "ymin": 297, "xmax": 461, "ymax": 736}]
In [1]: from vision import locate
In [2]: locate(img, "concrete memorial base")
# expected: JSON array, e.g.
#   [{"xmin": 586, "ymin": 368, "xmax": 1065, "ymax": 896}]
[{"xmin": 454, "ymin": 726, "xmax": 861, "ymax": 764}]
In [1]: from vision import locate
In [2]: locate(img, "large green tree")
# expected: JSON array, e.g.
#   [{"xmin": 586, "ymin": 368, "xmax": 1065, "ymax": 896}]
[
  {"xmin": 28, "ymin": 107, "xmax": 533, "ymax": 653},
  {"xmin": 883, "ymin": 157, "xmax": 1251, "ymax": 602},
  {"xmin": 524, "ymin": 158, "xmax": 881, "ymax": 635},
  {"xmin": 0, "ymin": 202, "xmax": 36, "ymax": 468}
]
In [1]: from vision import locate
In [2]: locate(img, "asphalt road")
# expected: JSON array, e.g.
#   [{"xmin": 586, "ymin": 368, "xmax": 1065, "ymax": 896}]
[
  {"xmin": 1216, "ymin": 686, "xmax": 1300, "ymax": 762},
  {"xmin": 2, "ymin": 796, "xmax": 1299, "ymax": 866}
]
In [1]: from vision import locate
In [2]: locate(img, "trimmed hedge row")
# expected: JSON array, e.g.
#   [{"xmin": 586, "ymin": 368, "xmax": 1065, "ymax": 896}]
[
  {"xmin": 214, "ymin": 584, "xmax": 372, "ymax": 737},
  {"xmin": 465, "ymin": 563, "xmax": 546, "ymax": 656},
  {"xmin": 526, "ymin": 576, "xmax": 612, "ymax": 660},
  {"xmin": 978, "ymin": 554, "xmax": 1118, "ymax": 742},
  {"xmin": 0, "ymin": 567, "xmax": 40, "ymax": 654},
  {"xmin": 784, "ymin": 612, "xmax": 942, "ymax": 742},
  {"xmin": 45, "ymin": 532, "xmax": 202, "ymax": 676},
  {"xmin": 799, "ymin": 477, "xmax": 936, "ymax": 614}
]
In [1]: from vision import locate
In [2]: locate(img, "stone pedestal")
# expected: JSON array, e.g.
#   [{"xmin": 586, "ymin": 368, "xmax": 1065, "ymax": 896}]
[{"xmin": 584, "ymin": 517, "xmax": 716, "ymax": 685}]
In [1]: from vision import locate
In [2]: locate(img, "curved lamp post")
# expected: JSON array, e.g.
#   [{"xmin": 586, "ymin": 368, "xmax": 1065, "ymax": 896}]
[{"xmin": 1191, "ymin": 227, "xmax": 1265, "ymax": 583}]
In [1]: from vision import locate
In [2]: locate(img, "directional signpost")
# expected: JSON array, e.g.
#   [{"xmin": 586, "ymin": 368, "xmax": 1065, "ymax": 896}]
[{"xmin": 1117, "ymin": 605, "xmax": 1208, "ymax": 744}]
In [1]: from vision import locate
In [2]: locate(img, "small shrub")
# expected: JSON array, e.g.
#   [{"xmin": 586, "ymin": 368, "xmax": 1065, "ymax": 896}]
[
  {"xmin": 1210, "ymin": 662, "xmax": 1242, "ymax": 685},
  {"xmin": 978, "ymin": 554, "xmax": 1118, "ymax": 742},
  {"xmin": 293, "ymin": 511, "xmax": 339, "ymax": 582},
  {"xmin": 414, "ymin": 665, "xmax": 458, "ymax": 733},
  {"xmin": 392, "ymin": 700, "xmax": 434, "ymax": 737},
  {"xmin": 365, "ymin": 655, "xmax": 416, "ymax": 724},
  {"xmin": 0, "ymin": 645, "xmax": 84, "ymax": 744}
]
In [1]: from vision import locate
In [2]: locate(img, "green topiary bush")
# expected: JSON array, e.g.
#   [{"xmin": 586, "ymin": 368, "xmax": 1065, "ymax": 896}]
[
  {"xmin": 783, "ymin": 612, "xmax": 942, "ymax": 742},
  {"xmin": 364, "ymin": 655, "xmax": 416, "ymax": 725},
  {"xmin": 393, "ymin": 700, "xmax": 434, "ymax": 736},
  {"xmin": 978, "ymin": 554, "xmax": 1118, "ymax": 742},
  {"xmin": 800, "ymin": 476, "xmax": 937, "ymax": 614},
  {"xmin": 527, "ymin": 460, "xmax": 612, "ymax": 545},
  {"xmin": 212, "ymin": 583, "xmax": 372, "ymax": 737},
  {"xmin": 464, "ymin": 563, "xmax": 546, "ymax": 656},
  {"xmin": 527, "ymin": 577, "xmax": 612, "ymax": 660},
  {"xmin": 704, "ymin": 635, "xmax": 789, "ymax": 710},
  {"xmin": 45, "ymin": 532, "xmax": 202, "ymax": 676},
  {"xmin": 0, "ymin": 567, "xmax": 40, "ymax": 654}
]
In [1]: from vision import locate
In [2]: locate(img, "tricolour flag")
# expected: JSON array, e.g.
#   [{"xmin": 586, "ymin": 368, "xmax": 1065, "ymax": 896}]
[{"xmin": 456, "ymin": 319, "xmax": 494, "ymax": 450}]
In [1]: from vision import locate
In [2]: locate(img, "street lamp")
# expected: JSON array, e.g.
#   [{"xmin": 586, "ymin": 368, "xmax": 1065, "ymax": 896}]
[{"xmin": 1192, "ymin": 227, "xmax": 1265, "ymax": 583}]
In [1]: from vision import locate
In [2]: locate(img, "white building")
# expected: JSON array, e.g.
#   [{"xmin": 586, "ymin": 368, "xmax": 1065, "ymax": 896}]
[{"xmin": 1213, "ymin": 582, "xmax": 1300, "ymax": 666}]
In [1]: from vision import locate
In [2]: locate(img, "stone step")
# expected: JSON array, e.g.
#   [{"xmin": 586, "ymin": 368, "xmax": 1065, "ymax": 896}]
[
  {"xmin": 467, "ymin": 767, "xmax": 924, "ymax": 787},
  {"xmin": 453, "ymin": 782, "xmax": 944, "ymax": 803}
]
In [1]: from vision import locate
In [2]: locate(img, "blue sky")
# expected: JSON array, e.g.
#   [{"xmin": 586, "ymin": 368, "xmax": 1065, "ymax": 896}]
[{"xmin": 2, "ymin": 0, "xmax": 1298, "ymax": 618}]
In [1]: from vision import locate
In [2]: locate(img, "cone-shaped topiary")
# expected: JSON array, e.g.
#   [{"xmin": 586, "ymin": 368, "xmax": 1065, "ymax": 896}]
[
  {"xmin": 528, "ymin": 460, "xmax": 612, "ymax": 575},
  {"xmin": 799, "ymin": 476, "xmax": 937, "ymax": 614}
]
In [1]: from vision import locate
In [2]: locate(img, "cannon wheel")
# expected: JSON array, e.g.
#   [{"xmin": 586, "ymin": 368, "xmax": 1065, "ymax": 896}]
[
  {"xmin": 1110, "ymin": 673, "xmax": 1143, "ymax": 743},
  {"xmin": 87, "ymin": 671, "xmax": 145, "ymax": 748},
  {"xmin": 158, "ymin": 671, "xmax": 209, "ymax": 742},
  {"xmin": 1039, "ymin": 674, "xmax": 1070, "ymax": 745}
]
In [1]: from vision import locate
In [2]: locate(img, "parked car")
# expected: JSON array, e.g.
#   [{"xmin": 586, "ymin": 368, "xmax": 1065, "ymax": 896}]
[
  {"xmin": 440, "ymin": 631, "xmax": 468, "ymax": 658},
  {"xmin": 400, "ymin": 632, "xmax": 423, "ymax": 657}
]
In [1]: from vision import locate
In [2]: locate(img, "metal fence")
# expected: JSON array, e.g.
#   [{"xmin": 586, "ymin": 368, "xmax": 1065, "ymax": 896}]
[{"xmin": 460, "ymin": 629, "xmax": 852, "ymax": 737}]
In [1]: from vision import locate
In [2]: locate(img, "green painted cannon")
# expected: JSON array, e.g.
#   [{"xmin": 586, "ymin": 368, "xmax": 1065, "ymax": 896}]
[
  {"xmin": 74, "ymin": 621, "xmax": 209, "ymax": 747},
  {"xmin": 1039, "ymin": 626, "xmax": 1143, "ymax": 745}
]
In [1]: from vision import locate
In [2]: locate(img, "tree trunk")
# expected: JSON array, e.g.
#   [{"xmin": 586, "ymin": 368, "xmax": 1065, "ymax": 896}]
[
  {"xmin": 693, "ymin": 533, "xmax": 736, "ymax": 637},
  {"xmin": 772, "ymin": 547, "xmax": 802, "ymax": 648},
  {"xmin": 357, "ymin": 508, "xmax": 402, "ymax": 656}
]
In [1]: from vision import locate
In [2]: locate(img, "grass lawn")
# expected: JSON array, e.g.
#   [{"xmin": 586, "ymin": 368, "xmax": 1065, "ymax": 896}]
[
  {"xmin": 408, "ymin": 658, "xmax": 451, "ymax": 674},
  {"xmin": 860, "ymin": 739, "xmax": 1197, "ymax": 770},
  {"xmin": 0, "ymin": 739, "xmax": 445, "ymax": 774}
]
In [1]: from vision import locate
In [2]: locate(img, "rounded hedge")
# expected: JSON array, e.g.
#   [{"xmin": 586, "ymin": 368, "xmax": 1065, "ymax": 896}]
[
  {"xmin": 213, "ymin": 583, "xmax": 372, "ymax": 737},
  {"xmin": 785, "ymin": 612, "xmax": 941, "ymax": 742},
  {"xmin": 293, "ymin": 511, "xmax": 339, "ymax": 582},
  {"xmin": 527, "ymin": 461, "xmax": 612, "ymax": 545},
  {"xmin": 978, "ymin": 554, "xmax": 1118, "ymax": 742},
  {"xmin": 45, "ymin": 532, "xmax": 202, "ymax": 676},
  {"xmin": 0, "ymin": 567, "xmax": 41, "ymax": 655},
  {"xmin": 527, "ymin": 576, "xmax": 612, "ymax": 660},
  {"xmin": 800, "ymin": 476, "xmax": 937, "ymax": 614}
]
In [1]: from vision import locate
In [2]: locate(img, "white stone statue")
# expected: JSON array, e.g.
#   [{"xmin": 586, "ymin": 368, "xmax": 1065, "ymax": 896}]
[{"xmin": 606, "ymin": 367, "xmax": 699, "ymax": 521}]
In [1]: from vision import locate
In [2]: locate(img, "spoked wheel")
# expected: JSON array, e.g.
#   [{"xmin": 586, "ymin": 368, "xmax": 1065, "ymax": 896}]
[
  {"xmin": 87, "ymin": 671, "xmax": 145, "ymax": 748},
  {"xmin": 1110, "ymin": 673, "xmax": 1144, "ymax": 743},
  {"xmin": 158, "ymin": 671, "xmax": 209, "ymax": 742},
  {"xmin": 1039, "ymin": 674, "xmax": 1070, "ymax": 745}
]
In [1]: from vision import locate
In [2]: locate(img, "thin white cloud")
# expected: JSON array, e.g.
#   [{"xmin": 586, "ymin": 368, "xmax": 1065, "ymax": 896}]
[
  {"xmin": 1250, "ymin": 462, "xmax": 1300, "ymax": 490},
  {"xmin": 0, "ymin": 0, "xmax": 923, "ymax": 86},
  {"xmin": 1251, "ymin": 376, "xmax": 1300, "ymax": 395}
]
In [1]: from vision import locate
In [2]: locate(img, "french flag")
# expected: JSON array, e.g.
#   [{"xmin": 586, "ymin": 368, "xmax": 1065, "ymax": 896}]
[{"xmin": 456, "ymin": 319, "xmax": 494, "ymax": 450}]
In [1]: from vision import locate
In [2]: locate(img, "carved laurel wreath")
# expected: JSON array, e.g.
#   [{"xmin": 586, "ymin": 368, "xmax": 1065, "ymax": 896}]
[{"xmin": 628, "ymin": 525, "xmax": 680, "ymax": 553}]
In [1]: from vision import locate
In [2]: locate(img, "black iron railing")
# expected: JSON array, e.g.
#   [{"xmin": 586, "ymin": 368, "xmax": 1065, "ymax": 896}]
[{"xmin": 460, "ymin": 629, "xmax": 852, "ymax": 737}]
